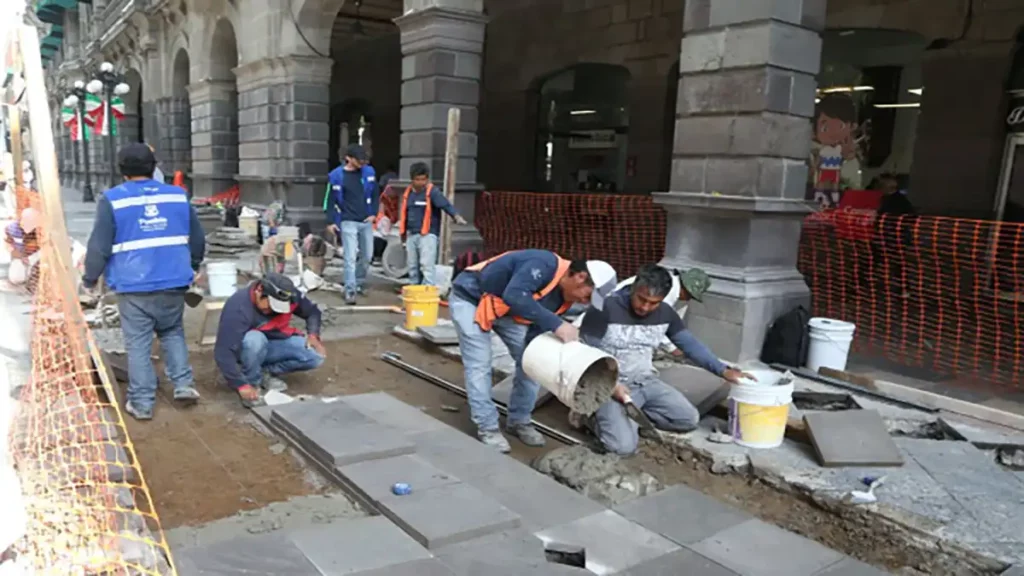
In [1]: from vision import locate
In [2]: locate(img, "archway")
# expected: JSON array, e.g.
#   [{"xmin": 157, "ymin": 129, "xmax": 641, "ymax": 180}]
[
  {"xmin": 534, "ymin": 64, "xmax": 631, "ymax": 192},
  {"xmin": 196, "ymin": 17, "xmax": 239, "ymax": 197},
  {"xmin": 171, "ymin": 48, "xmax": 192, "ymax": 178},
  {"xmin": 122, "ymin": 68, "xmax": 144, "ymax": 146},
  {"xmin": 328, "ymin": 0, "xmax": 401, "ymax": 171}
]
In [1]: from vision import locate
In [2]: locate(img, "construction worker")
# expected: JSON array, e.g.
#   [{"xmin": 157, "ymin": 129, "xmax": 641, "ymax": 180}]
[
  {"xmin": 449, "ymin": 250, "xmax": 617, "ymax": 452},
  {"xmin": 82, "ymin": 143, "xmax": 206, "ymax": 421},
  {"xmin": 324, "ymin": 144, "xmax": 378, "ymax": 305},
  {"xmin": 214, "ymin": 273, "xmax": 325, "ymax": 407},
  {"xmin": 398, "ymin": 162, "xmax": 467, "ymax": 285},
  {"xmin": 578, "ymin": 264, "xmax": 755, "ymax": 455}
]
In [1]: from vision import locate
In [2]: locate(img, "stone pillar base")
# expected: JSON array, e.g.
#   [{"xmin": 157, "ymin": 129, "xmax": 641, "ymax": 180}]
[{"xmin": 656, "ymin": 193, "xmax": 809, "ymax": 363}]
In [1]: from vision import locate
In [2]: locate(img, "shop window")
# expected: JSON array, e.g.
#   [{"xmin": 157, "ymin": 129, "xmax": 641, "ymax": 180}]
[{"xmin": 533, "ymin": 64, "xmax": 630, "ymax": 193}]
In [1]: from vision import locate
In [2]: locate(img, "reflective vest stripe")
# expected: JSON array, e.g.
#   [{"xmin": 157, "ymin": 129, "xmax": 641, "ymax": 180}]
[
  {"xmin": 109, "ymin": 194, "xmax": 189, "ymax": 210},
  {"xmin": 111, "ymin": 235, "xmax": 189, "ymax": 254}
]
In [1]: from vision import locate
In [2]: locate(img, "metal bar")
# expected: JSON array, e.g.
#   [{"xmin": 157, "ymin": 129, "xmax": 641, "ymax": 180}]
[{"xmin": 379, "ymin": 351, "xmax": 582, "ymax": 446}]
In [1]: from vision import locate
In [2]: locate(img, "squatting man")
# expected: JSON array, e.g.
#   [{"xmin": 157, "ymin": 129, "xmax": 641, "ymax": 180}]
[{"xmin": 578, "ymin": 264, "xmax": 755, "ymax": 455}]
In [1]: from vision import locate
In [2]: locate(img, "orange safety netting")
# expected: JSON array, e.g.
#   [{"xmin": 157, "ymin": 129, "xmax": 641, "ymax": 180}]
[
  {"xmin": 475, "ymin": 191, "xmax": 666, "ymax": 278},
  {"xmin": 799, "ymin": 208, "xmax": 1024, "ymax": 390},
  {"xmin": 5, "ymin": 186, "xmax": 176, "ymax": 574}
]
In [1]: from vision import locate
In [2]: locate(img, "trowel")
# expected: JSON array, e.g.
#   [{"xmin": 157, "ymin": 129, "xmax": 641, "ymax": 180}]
[{"xmin": 622, "ymin": 394, "xmax": 663, "ymax": 443}]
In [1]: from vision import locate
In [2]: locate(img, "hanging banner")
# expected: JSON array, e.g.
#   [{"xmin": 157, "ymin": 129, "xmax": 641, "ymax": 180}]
[{"xmin": 84, "ymin": 94, "xmax": 123, "ymax": 136}]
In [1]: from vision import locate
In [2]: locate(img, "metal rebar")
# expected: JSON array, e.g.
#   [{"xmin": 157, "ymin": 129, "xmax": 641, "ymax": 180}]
[{"xmin": 379, "ymin": 351, "xmax": 582, "ymax": 446}]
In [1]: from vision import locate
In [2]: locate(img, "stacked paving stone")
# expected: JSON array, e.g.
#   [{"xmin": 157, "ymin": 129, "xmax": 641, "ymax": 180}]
[{"xmin": 172, "ymin": 392, "xmax": 889, "ymax": 575}]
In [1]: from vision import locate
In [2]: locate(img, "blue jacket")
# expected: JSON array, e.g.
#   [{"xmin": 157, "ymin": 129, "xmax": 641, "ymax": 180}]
[
  {"xmin": 451, "ymin": 249, "xmax": 567, "ymax": 343},
  {"xmin": 325, "ymin": 164, "xmax": 378, "ymax": 224},
  {"xmin": 83, "ymin": 179, "xmax": 205, "ymax": 293}
]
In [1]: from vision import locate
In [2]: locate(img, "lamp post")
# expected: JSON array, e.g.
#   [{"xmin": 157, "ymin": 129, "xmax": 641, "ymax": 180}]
[
  {"xmin": 63, "ymin": 80, "xmax": 93, "ymax": 202},
  {"xmin": 86, "ymin": 62, "xmax": 130, "ymax": 190}
]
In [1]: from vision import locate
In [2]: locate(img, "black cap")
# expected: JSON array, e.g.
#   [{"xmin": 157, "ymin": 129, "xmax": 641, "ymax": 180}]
[
  {"xmin": 118, "ymin": 143, "xmax": 157, "ymax": 177},
  {"xmin": 260, "ymin": 273, "xmax": 298, "ymax": 313},
  {"xmin": 345, "ymin": 144, "xmax": 367, "ymax": 163}
]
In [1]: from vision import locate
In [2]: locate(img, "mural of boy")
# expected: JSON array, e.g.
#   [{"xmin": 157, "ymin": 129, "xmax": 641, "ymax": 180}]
[{"xmin": 810, "ymin": 93, "xmax": 858, "ymax": 209}]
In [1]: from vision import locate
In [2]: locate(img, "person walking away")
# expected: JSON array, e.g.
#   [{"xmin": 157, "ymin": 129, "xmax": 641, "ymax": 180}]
[
  {"xmin": 82, "ymin": 143, "xmax": 205, "ymax": 421},
  {"xmin": 578, "ymin": 264, "xmax": 755, "ymax": 455},
  {"xmin": 399, "ymin": 162, "xmax": 467, "ymax": 285},
  {"xmin": 5, "ymin": 206, "xmax": 41, "ymax": 293},
  {"xmin": 449, "ymin": 249, "xmax": 617, "ymax": 452},
  {"xmin": 147, "ymin": 144, "xmax": 165, "ymax": 183},
  {"xmin": 325, "ymin": 145, "xmax": 378, "ymax": 305},
  {"xmin": 214, "ymin": 273, "xmax": 326, "ymax": 407}
]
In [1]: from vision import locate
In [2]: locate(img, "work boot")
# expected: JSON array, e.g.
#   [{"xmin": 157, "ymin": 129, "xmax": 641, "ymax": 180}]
[
  {"xmin": 261, "ymin": 372, "xmax": 288, "ymax": 392},
  {"xmin": 124, "ymin": 401, "xmax": 153, "ymax": 421},
  {"xmin": 173, "ymin": 386, "xmax": 201, "ymax": 405},
  {"xmin": 356, "ymin": 286, "xmax": 367, "ymax": 296},
  {"xmin": 477, "ymin": 429, "xmax": 511, "ymax": 453},
  {"xmin": 344, "ymin": 292, "xmax": 357, "ymax": 306},
  {"xmin": 506, "ymin": 423, "xmax": 546, "ymax": 447}
]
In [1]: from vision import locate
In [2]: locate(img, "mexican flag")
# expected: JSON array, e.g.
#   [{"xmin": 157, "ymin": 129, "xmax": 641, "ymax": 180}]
[
  {"xmin": 61, "ymin": 106, "xmax": 89, "ymax": 141},
  {"xmin": 84, "ymin": 93, "xmax": 124, "ymax": 136}
]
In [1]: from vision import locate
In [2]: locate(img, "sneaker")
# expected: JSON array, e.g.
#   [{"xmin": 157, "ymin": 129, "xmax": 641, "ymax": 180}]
[
  {"xmin": 261, "ymin": 372, "xmax": 288, "ymax": 392},
  {"xmin": 173, "ymin": 386, "xmax": 201, "ymax": 404},
  {"xmin": 506, "ymin": 423, "xmax": 546, "ymax": 447},
  {"xmin": 344, "ymin": 292, "xmax": 357, "ymax": 305},
  {"xmin": 477, "ymin": 429, "xmax": 511, "ymax": 453},
  {"xmin": 356, "ymin": 286, "xmax": 367, "ymax": 296},
  {"xmin": 124, "ymin": 401, "xmax": 153, "ymax": 421}
]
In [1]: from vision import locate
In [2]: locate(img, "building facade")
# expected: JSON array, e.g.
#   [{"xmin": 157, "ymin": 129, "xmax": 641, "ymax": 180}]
[{"xmin": 36, "ymin": 0, "xmax": 1024, "ymax": 361}]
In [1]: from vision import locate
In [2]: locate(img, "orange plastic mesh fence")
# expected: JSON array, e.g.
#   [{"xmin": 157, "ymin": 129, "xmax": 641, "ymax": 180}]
[
  {"xmin": 6, "ymin": 186, "xmax": 176, "ymax": 574},
  {"xmin": 475, "ymin": 191, "xmax": 667, "ymax": 278},
  {"xmin": 799, "ymin": 209, "xmax": 1024, "ymax": 390}
]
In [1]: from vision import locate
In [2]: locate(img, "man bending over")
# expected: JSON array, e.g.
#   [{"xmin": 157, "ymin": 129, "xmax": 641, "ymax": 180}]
[{"xmin": 579, "ymin": 264, "xmax": 753, "ymax": 455}]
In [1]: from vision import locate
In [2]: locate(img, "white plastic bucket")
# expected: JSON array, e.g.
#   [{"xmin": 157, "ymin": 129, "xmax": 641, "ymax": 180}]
[
  {"xmin": 207, "ymin": 261, "xmax": 238, "ymax": 298},
  {"xmin": 522, "ymin": 333, "xmax": 618, "ymax": 415},
  {"xmin": 806, "ymin": 317, "xmax": 856, "ymax": 372},
  {"xmin": 727, "ymin": 369, "xmax": 793, "ymax": 449}
]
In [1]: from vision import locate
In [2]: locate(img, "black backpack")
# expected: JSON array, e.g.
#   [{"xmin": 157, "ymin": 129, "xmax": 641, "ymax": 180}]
[{"xmin": 760, "ymin": 305, "xmax": 810, "ymax": 367}]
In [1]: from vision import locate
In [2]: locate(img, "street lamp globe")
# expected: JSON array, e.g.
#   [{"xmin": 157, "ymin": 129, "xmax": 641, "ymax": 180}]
[
  {"xmin": 73, "ymin": 80, "xmax": 84, "ymax": 89},
  {"xmin": 64, "ymin": 95, "xmax": 79, "ymax": 106},
  {"xmin": 100, "ymin": 61, "xmax": 114, "ymax": 73},
  {"xmin": 113, "ymin": 82, "xmax": 130, "ymax": 96},
  {"xmin": 86, "ymin": 79, "xmax": 103, "ymax": 94}
]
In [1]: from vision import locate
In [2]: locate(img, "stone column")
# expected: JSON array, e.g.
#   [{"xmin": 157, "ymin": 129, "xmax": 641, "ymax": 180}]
[
  {"xmin": 234, "ymin": 56, "xmax": 332, "ymax": 223},
  {"xmin": 395, "ymin": 1, "xmax": 487, "ymax": 256},
  {"xmin": 655, "ymin": 0, "xmax": 825, "ymax": 362},
  {"xmin": 187, "ymin": 80, "xmax": 238, "ymax": 198}
]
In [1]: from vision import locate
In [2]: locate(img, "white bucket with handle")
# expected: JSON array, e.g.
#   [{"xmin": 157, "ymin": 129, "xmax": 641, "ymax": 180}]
[
  {"xmin": 806, "ymin": 317, "xmax": 856, "ymax": 372},
  {"xmin": 522, "ymin": 333, "xmax": 618, "ymax": 415},
  {"xmin": 207, "ymin": 261, "xmax": 238, "ymax": 298}
]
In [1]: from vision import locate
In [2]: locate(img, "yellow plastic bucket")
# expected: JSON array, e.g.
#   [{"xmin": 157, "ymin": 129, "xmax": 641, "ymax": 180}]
[
  {"xmin": 727, "ymin": 370, "xmax": 793, "ymax": 449},
  {"xmin": 401, "ymin": 285, "xmax": 440, "ymax": 330}
]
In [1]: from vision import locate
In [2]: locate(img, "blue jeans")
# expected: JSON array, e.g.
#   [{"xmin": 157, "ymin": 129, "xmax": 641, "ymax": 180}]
[
  {"xmin": 449, "ymin": 292, "xmax": 540, "ymax": 432},
  {"xmin": 240, "ymin": 331, "xmax": 324, "ymax": 384},
  {"xmin": 341, "ymin": 220, "xmax": 374, "ymax": 295},
  {"xmin": 406, "ymin": 233, "xmax": 439, "ymax": 285},
  {"xmin": 117, "ymin": 291, "xmax": 194, "ymax": 411},
  {"xmin": 594, "ymin": 375, "xmax": 699, "ymax": 455}
]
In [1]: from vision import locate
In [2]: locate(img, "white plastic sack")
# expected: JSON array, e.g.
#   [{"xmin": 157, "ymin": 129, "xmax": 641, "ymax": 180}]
[{"xmin": 8, "ymin": 259, "xmax": 26, "ymax": 285}]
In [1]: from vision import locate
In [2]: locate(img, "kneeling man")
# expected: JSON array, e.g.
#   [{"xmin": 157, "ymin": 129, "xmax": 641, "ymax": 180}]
[
  {"xmin": 215, "ymin": 273, "xmax": 327, "ymax": 406},
  {"xmin": 579, "ymin": 264, "xmax": 754, "ymax": 455}
]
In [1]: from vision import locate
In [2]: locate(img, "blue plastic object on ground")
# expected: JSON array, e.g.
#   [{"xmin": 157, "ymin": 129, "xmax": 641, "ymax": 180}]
[{"xmin": 391, "ymin": 482, "xmax": 412, "ymax": 496}]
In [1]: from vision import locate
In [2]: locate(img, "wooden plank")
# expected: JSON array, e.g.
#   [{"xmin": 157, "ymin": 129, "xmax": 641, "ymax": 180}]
[
  {"xmin": 871, "ymin": 378, "xmax": 1024, "ymax": 432},
  {"xmin": 817, "ymin": 366, "xmax": 878, "ymax": 391},
  {"xmin": 438, "ymin": 108, "xmax": 460, "ymax": 266}
]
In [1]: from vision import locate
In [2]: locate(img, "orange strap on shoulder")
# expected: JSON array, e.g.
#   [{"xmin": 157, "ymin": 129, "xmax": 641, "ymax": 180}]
[
  {"xmin": 398, "ymin": 183, "xmax": 434, "ymax": 237},
  {"xmin": 470, "ymin": 253, "xmax": 572, "ymax": 331},
  {"xmin": 172, "ymin": 170, "xmax": 185, "ymax": 189}
]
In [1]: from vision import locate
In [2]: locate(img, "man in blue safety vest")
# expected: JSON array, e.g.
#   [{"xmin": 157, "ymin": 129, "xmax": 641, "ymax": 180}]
[
  {"xmin": 83, "ymin": 143, "xmax": 206, "ymax": 421},
  {"xmin": 324, "ymin": 144, "xmax": 378, "ymax": 305}
]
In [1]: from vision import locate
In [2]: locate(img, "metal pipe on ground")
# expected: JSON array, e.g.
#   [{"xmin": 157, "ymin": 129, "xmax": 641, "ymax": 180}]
[{"xmin": 379, "ymin": 351, "xmax": 582, "ymax": 447}]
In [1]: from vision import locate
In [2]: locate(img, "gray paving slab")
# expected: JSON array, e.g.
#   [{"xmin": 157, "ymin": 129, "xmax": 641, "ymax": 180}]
[
  {"xmin": 376, "ymin": 482, "xmax": 521, "ymax": 549},
  {"xmin": 690, "ymin": 518, "xmax": 846, "ymax": 576},
  {"xmin": 467, "ymin": 463, "xmax": 606, "ymax": 531},
  {"xmin": 288, "ymin": 516, "xmax": 433, "ymax": 575},
  {"xmin": 804, "ymin": 410, "xmax": 905, "ymax": 467},
  {"xmin": 355, "ymin": 559, "xmax": 456, "ymax": 576},
  {"xmin": 613, "ymin": 484, "xmax": 752, "ymax": 545},
  {"xmin": 938, "ymin": 416, "xmax": 1024, "ymax": 448},
  {"xmin": 491, "ymin": 374, "xmax": 553, "ymax": 409},
  {"xmin": 272, "ymin": 401, "xmax": 415, "ymax": 466},
  {"xmin": 172, "ymin": 533, "xmax": 321, "ymax": 576},
  {"xmin": 433, "ymin": 529, "xmax": 583, "ymax": 576},
  {"xmin": 338, "ymin": 392, "xmax": 450, "ymax": 433},
  {"xmin": 658, "ymin": 365, "xmax": 731, "ymax": 416},
  {"xmin": 337, "ymin": 454, "xmax": 461, "ymax": 504},
  {"xmin": 621, "ymin": 548, "xmax": 739, "ymax": 575},
  {"xmin": 412, "ymin": 427, "xmax": 518, "ymax": 480},
  {"xmin": 417, "ymin": 325, "xmax": 459, "ymax": 345},
  {"xmin": 1001, "ymin": 566, "xmax": 1024, "ymax": 576},
  {"xmin": 897, "ymin": 438, "xmax": 1024, "ymax": 500},
  {"xmin": 534, "ymin": 510, "xmax": 681, "ymax": 576},
  {"xmin": 814, "ymin": 557, "xmax": 892, "ymax": 575}
]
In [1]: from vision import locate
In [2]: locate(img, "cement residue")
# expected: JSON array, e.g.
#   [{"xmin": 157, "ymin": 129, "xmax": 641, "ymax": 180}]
[
  {"xmin": 533, "ymin": 445, "xmax": 663, "ymax": 506},
  {"xmin": 164, "ymin": 492, "xmax": 365, "ymax": 551},
  {"xmin": 572, "ymin": 358, "xmax": 616, "ymax": 416}
]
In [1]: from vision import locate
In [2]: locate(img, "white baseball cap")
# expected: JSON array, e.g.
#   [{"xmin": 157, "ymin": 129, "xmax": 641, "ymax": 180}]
[{"xmin": 586, "ymin": 260, "xmax": 617, "ymax": 311}]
